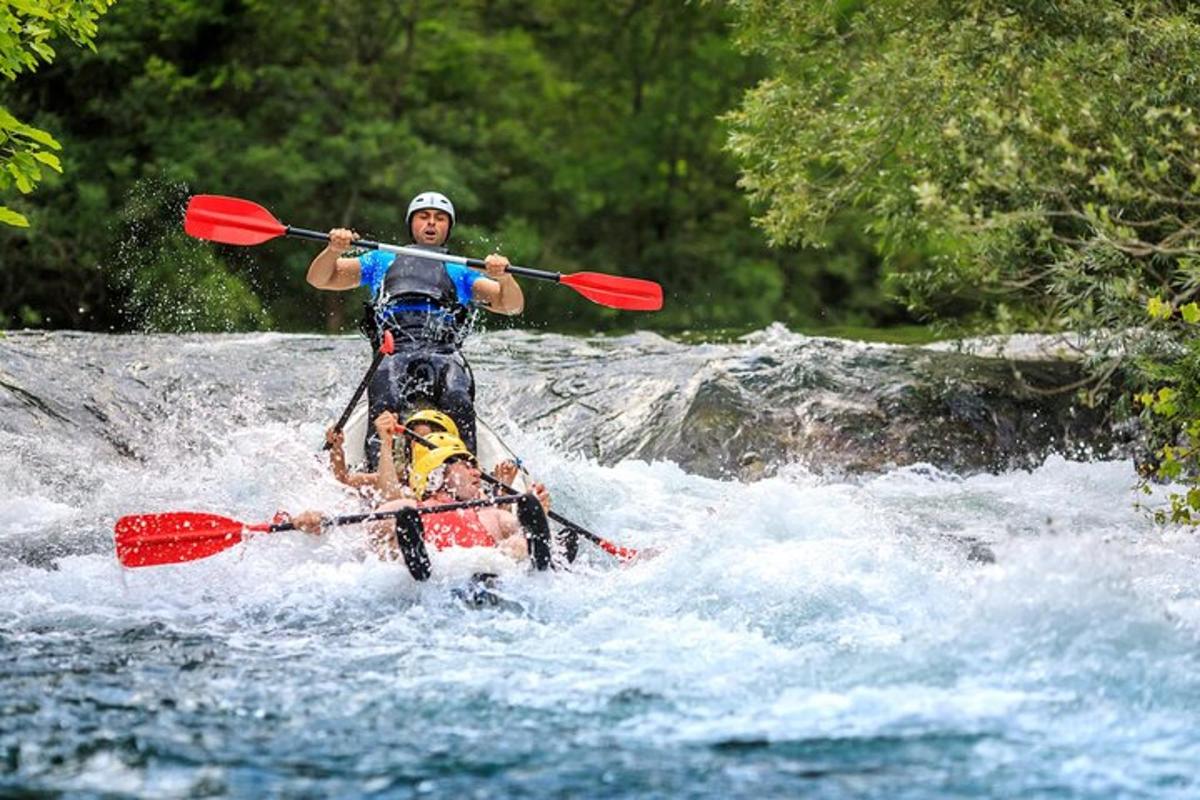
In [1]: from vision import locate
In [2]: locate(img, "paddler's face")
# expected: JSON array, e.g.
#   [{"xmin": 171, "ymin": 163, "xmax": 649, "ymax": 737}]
[
  {"xmin": 410, "ymin": 209, "xmax": 451, "ymax": 246},
  {"xmin": 443, "ymin": 458, "xmax": 482, "ymax": 500}
]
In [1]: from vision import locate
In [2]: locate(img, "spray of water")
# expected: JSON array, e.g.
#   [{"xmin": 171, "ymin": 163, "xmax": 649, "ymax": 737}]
[{"xmin": 1, "ymin": 332, "xmax": 1197, "ymax": 797}]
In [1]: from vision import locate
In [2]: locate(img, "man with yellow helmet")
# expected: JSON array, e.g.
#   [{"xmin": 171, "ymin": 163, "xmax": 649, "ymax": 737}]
[
  {"xmin": 324, "ymin": 407, "xmax": 462, "ymax": 499},
  {"xmin": 367, "ymin": 432, "xmax": 552, "ymax": 564},
  {"xmin": 297, "ymin": 411, "xmax": 554, "ymax": 575}
]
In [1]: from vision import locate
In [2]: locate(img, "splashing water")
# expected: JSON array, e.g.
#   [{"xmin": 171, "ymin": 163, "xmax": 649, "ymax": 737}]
[{"xmin": 1, "ymin": 332, "xmax": 1197, "ymax": 798}]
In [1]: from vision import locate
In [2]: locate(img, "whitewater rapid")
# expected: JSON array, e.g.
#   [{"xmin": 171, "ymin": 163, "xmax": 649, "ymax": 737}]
[{"xmin": 1, "ymin": 332, "xmax": 1198, "ymax": 798}]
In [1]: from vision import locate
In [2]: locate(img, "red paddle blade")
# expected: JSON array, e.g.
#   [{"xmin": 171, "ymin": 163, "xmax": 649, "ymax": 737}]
[
  {"xmin": 184, "ymin": 195, "xmax": 287, "ymax": 246},
  {"xmin": 560, "ymin": 272, "xmax": 663, "ymax": 311},
  {"xmin": 114, "ymin": 512, "xmax": 247, "ymax": 568},
  {"xmin": 598, "ymin": 539, "xmax": 640, "ymax": 561}
]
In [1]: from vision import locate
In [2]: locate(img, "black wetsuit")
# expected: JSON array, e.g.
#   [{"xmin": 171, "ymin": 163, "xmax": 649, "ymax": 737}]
[{"xmin": 362, "ymin": 245, "xmax": 477, "ymax": 468}]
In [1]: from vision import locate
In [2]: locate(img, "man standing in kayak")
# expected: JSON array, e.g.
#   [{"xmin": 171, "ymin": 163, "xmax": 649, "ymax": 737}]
[{"xmin": 305, "ymin": 191, "xmax": 524, "ymax": 466}]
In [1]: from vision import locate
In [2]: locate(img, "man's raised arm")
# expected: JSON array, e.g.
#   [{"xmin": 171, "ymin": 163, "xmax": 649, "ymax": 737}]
[{"xmin": 307, "ymin": 227, "xmax": 363, "ymax": 290}]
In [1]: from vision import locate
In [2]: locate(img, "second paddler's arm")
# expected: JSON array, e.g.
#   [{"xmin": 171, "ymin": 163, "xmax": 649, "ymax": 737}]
[
  {"xmin": 306, "ymin": 228, "xmax": 362, "ymax": 290},
  {"xmin": 326, "ymin": 428, "xmax": 377, "ymax": 489},
  {"xmin": 492, "ymin": 508, "xmax": 522, "ymax": 541},
  {"xmin": 375, "ymin": 442, "xmax": 402, "ymax": 499},
  {"xmin": 373, "ymin": 412, "xmax": 406, "ymax": 500},
  {"xmin": 366, "ymin": 499, "xmax": 416, "ymax": 560},
  {"xmin": 473, "ymin": 253, "xmax": 524, "ymax": 314}
]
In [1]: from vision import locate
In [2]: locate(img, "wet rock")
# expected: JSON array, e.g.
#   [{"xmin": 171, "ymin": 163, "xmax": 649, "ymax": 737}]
[{"xmin": 0, "ymin": 328, "xmax": 1132, "ymax": 483}]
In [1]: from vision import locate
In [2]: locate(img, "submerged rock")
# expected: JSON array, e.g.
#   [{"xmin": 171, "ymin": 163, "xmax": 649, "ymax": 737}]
[
  {"xmin": 0, "ymin": 327, "xmax": 1130, "ymax": 482},
  {"xmin": 476, "ymin": 326, "xmax": 1128, "ymax": 478}
]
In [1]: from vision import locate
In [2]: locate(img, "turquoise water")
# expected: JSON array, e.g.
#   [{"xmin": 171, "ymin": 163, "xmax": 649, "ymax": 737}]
[{"xmin": 1, "ymin": 333, "xmax": 1198, "ymax": 798}]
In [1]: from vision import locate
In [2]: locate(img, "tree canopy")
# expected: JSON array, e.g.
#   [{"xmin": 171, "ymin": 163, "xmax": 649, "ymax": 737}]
[
  {"xmin": 1, "ymin": 0, "xmax": 907, "ymax": 333},
  {"xmin": 725, "ymin": 0, "xmax": 1200, "ymax": 518},
  {"xmin": 727, "ymin": 1, "xmax": 1200, "ymax": 333},
  {"xmin": 1, "ymin": 0, "xmax": 114, "ymax": 228}
]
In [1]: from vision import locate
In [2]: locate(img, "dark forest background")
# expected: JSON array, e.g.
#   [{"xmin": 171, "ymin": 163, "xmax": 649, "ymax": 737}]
[{"xmin": 0, "ymin": 0, "xmax": 907, "ymax": 335}]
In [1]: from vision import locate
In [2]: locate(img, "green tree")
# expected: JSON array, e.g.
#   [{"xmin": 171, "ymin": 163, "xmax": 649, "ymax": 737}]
[
  {"xmin": 725, "ymin": 0, "xmax": 1200, "ymax": 515},
  {"xmin": 3, "ymin": 0, "xmax": 911, "ymax": 334},
  {"xmin": 1, "ymin": 0, "xmax": 114, "ymax": 227}
]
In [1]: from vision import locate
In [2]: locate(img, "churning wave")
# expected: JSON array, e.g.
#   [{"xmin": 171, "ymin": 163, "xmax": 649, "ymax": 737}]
[{"xmin": 0, "ymin": 330, "xmax": 1195, "ymax": 798}]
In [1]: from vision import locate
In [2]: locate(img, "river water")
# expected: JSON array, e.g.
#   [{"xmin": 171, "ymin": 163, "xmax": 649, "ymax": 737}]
[{"xmin": 1, "ymin": 331, "xmax": 1198, "ymax": 798}]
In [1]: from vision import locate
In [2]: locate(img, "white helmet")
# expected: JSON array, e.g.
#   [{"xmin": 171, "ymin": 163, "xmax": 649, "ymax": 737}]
[{"xmin": 406, "ymin": 192, "xmax": 456, "ymax": 240}]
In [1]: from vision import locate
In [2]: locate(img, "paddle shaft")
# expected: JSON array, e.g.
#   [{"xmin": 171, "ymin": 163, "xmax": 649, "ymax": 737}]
[
  {"xmin": 286, "ymin": 225, "xmax": 562, "ymax": 284},
  {"xmin": 322, "ymin": 332, "xmax": 395, "ymax": 451},
  {"xmin": 328, "ymin": 352, "xmax": 381, "ymax": 441},
  {"xmin": 184, "ymin": 195, "xmax": 662, "ymax": 311},
  {"xmin": 280, "ymin": 495, "xmax": 523, "ymax": 531},
  {"xmin": 131, "ymin": 497, "xmax": 527, "ymax": 549},
  {"xmin": 398, "ymin": 426, "xmax": 636, "ymax": 559}
]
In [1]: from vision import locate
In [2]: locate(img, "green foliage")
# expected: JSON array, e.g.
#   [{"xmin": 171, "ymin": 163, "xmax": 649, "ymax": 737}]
[
  {"xmin": 121, "ymin": 239, "xmax": 271, "ymax": 332},
  {"xmin": 726, "ymin": 1, "xmax": 1200, "ymax": 324},
  {"xmin": 1135, "ymin": 299, "xmax": 1200, "ymax": 524},
  {"xmin": 725, "ymin": 0, "xmax": 1200, "ymax": 521},
  {"xmin": 112, "ymin": 180, "xmax": 271, "ymax": 332},
  {"xmin": 1, "ymin": 0, "xmax": 909, "ymax": 334},
  {"xmin": 0, "ymin": 0, "xmax": 112, "ymax": 78},
  {"xmin": 1, "ymin": 0, "xmax": 114, "ymax": 227}
]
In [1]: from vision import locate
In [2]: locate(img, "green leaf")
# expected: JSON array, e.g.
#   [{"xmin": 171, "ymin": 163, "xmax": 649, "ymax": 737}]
[
  {"xmin": 18, "ymin": 124, "xmax": 61, "ymax": 149},
  {"xmin": 30, "ymin": 41, "xmax": 55, "ymax": 62},
  {"xmin": 1153, "ymin": 388, "xmax": 1179, "ymax": 418},
  {"xmin": 1187, "ymin": 487, "xmax": 1200, "ymax": 511},
  {"xmin": 8, "ymin": 165, "xmax": 34, "ymax": 194},
  {"xmin": 0, "ymin": 206, "xmax": 30, "ymax": 227},
  {"xmin": 1147, "ymin": 296, "xmax": 1173, "ymax": 320},
  {"xmin": 8, "ymin": 0, "xmax": 54, "ymax": 19},
  {"xmin": 31, "ymin": 151, "xmax": 62, "ymax": 172}
]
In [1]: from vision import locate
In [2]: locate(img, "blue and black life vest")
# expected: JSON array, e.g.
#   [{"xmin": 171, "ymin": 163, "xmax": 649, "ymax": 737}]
[{"xmin": 365, "ymin": 246, "xmax": 472, "ymax": 346}]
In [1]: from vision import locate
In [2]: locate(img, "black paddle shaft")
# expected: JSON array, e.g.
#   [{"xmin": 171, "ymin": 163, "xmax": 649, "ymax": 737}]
[
  {"xmin": 323, "ymin": 345, "xmax": 389, "ymax": 450},
  {"xmin": 267, "ymin": 496, "xmax": 524, "ymax": 532}
]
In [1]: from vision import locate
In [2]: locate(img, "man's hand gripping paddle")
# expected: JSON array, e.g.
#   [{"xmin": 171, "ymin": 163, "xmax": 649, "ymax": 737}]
[{"xmin": 184, "ymin": 194, "xmax": 663, "ymax": 312}]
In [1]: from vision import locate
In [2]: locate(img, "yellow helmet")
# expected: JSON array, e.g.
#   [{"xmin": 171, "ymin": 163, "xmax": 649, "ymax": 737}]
[
  {"xmin": 410, "ymin": 431, "xmax": 464, "ymax": 466},
  {"xmin": 409, "ymin": 443, "xmax": 476, "ymax": 497},
  {"xmin": 403, "ymin": 409, "xmax": 459, "ymax": 439}
]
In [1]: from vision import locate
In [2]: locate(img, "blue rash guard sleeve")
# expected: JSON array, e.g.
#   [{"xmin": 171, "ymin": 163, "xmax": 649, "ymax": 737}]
[
  {"xmin": 358, "ymin": 250, "xmax": 392, "ymax": 297},
  {"xmin": 446, "ymin": 262, "xmax": 481, "ymax": 305}
]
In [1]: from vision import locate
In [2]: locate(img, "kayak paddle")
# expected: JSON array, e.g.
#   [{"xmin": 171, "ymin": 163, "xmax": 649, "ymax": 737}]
[
  {"xmin": 397, "ymin": 425, "xmax": 641, "ymax": 562},
  {"xmin": 184, "ymin": 194, "xmax": 663, "ymax": 312},
  {"xmin": 323, "ymin": 330, "xmax": 395, "ymax": 451},
  {"xmin": 115, "ymin": 497, "xmax": 524, "ymax": 569}
]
